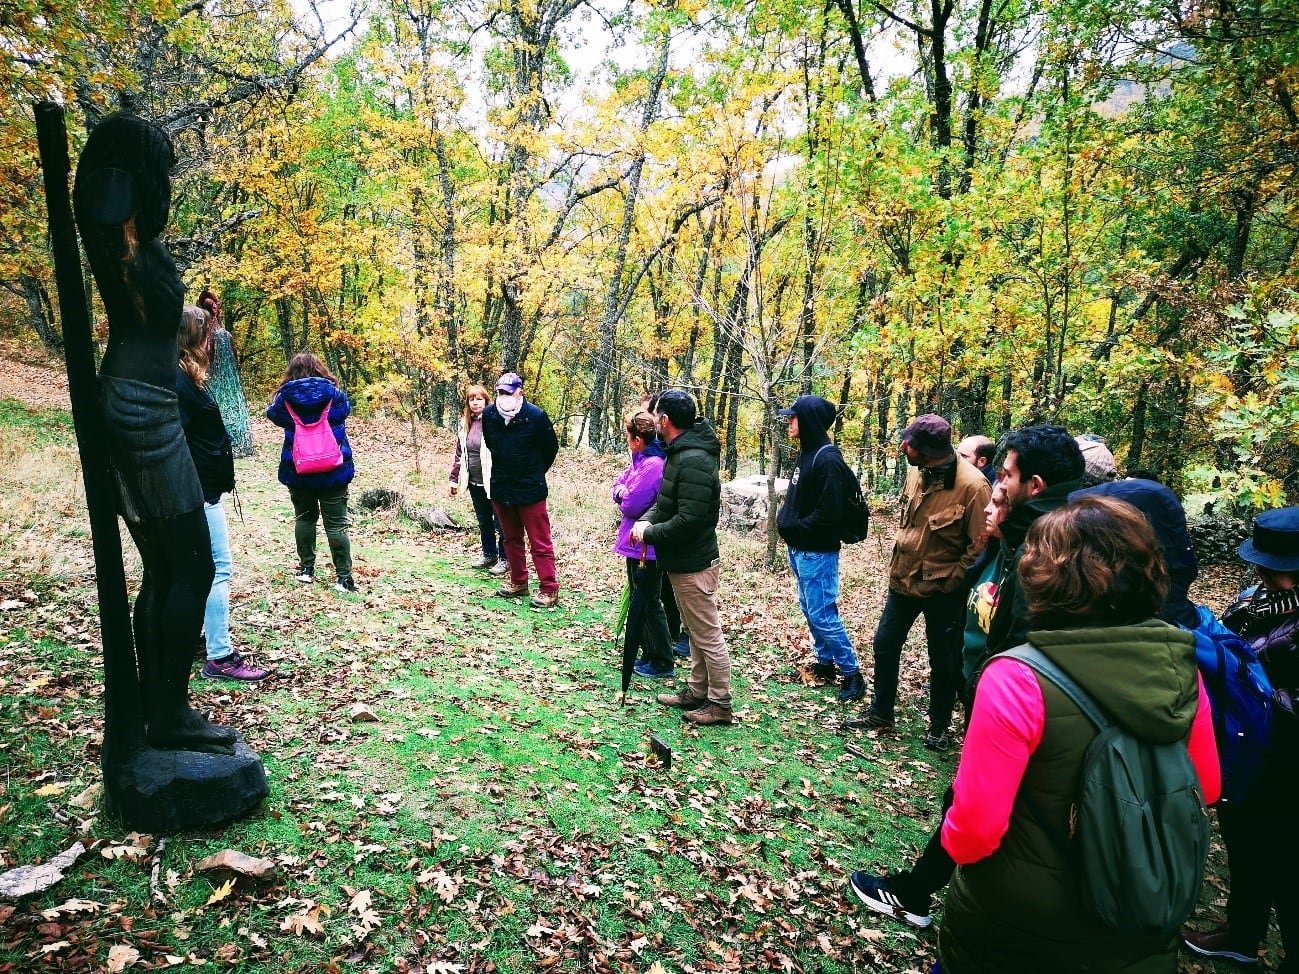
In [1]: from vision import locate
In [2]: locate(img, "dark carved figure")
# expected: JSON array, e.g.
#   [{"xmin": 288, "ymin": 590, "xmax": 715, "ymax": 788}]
[{"xmin": 73, "ymin": 113, "xmax": 237, "ymax": 756}]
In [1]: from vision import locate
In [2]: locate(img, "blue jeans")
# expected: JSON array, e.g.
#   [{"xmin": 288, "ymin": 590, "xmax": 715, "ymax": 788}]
[
  {"xmin": 788, "ymin": 548, "xmax": 859, "ymax": 676},
  {"xmin": 467, "ymin": 483, "xmax": 505, "ymax": 560},
  {"xmin": 203, "ymin": 499, "xmax": 233, "ymax": 661},
  {"xmin": 870, "ymin": 588, "xmax": 965, "ymax": 729}
]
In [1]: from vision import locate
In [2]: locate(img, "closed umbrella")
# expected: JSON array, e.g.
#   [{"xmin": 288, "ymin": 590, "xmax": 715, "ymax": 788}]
[{"xmin": 619, "ymin": 545, "xmax": 651, "ymax": 704}]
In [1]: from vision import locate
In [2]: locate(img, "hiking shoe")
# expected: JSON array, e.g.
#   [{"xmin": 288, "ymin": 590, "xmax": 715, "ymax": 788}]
[
  {"xmin": 470, "ymin": 556, "xmax": 498, "ymax": 570},
  {"xmin": 791, "ymin": 661, "xmax": 837, "ymax": 683},
  {"xmin": 684, "ymin": 702, "xmax": 733, "ymax": 726},
  {"xmin": 295, "ymin": 570, "xmax": 314, "ymax": 583},
  {"xmin": 530, "ymin": 591, "xmax": 559, "ymax": 609},
  {"xmin": 201, "ymin": 653, "xmax": 270, "ymax": 682},
  {"xmin": 496, "ymin": 582, "xmax": 528, "ymax": 599},
  {"xmin": 634, "ymin": 660, "xmax": 674, "ymax": 679},
  {"xmin": 672, "ymin": 633, "xmax": 691, "ymax": 658},
  {"xmin": 1181, "ymin": 928, "xmax": 1258, "ymax": 964},
  {"xmin": 334, "ymin": 576, "xmax": 357, "ymax": 593},
  {"xmin": 657, "ymin": 689, "xmax": 709, "ymax": 711},
  {"xmin": 841, "ymin": 708, "xmax": 895, "ymax": 731},
  {"xmin": 848, "ymin": 872, "xmax": 932, "ymax": 929},
  {"xmin": 838, "ymin": 672, "xmax": 866, "ymax": 702},
  {"xmin": 924, "ymin": 728, "xmax": 952, "ymax": 751},
  {"xmin": 489, "ymin": 560, "xmax": 510, "ymax": 576}
]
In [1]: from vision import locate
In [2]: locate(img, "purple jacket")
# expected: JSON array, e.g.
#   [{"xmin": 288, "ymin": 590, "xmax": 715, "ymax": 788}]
[{"xmin": 612, "ymin": 442, "xmax": 666, "ymax": 560}]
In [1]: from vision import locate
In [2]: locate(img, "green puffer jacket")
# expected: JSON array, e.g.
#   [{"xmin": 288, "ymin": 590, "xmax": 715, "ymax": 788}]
[
  {"xmin": 642, "ymin": 419, "xmax": 722, "ymax": 574},
  {"xmin": 940, "ymin": 622, "xmax": 1201, "ymax": 974}
]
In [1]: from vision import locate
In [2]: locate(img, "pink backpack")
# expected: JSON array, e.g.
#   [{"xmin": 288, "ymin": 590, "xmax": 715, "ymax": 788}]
[{"xmin": 284, "ymin": 396, "xmax": 344, "ymax": 474}]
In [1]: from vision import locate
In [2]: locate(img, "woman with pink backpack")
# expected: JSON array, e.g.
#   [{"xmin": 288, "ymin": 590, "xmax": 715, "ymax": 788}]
[{"xmin": 266, "ymin": 353, "xmax": 357, "ymax": 592}]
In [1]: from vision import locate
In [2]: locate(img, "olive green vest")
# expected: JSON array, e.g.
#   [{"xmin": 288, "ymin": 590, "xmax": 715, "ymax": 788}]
[{"xmin": 939, "ymin": 625, "xmax": 1197, "ymax": 974}]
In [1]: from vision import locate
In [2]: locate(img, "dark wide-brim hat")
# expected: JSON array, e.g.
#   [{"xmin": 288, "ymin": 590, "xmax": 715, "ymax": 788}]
[{"xmin": 1238, "ymin": 506, "xmax": 1299, "ymax": 573}]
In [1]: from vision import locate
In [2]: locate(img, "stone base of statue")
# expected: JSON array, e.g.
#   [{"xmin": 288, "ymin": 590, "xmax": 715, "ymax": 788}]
[{"xmin": 108, "ymin": 736, "xmax": 269, "ymax": 832}]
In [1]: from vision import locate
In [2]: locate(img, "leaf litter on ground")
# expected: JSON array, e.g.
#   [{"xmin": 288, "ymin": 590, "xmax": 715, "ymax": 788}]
[{"xmin": 0, "ymin": 369, "xmax": 1264, "ymax": 973}]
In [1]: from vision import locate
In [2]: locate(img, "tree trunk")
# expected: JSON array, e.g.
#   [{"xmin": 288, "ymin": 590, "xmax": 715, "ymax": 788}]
[
  {"xmin": 585, "ymin": 33, "xmax": 672, "ymax": 453},
  {"xmin": 20, "ymin": 274, "xmax": 63, "ymax": 352}
]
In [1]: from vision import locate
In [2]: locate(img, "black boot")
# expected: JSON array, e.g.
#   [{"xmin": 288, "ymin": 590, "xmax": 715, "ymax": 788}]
[
  {"xmin": 812, "ymin": 661, "xmax": 837, "ymax": 683},
  {"xmin": 838, "ymin": 671, "xmax": 866, "ymax": 702}
]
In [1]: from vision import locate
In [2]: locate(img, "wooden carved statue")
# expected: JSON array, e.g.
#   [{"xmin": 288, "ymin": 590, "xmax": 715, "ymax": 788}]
[{"xmin": 72, "ymin": 113, "xmax": 237, "ymax": 756}]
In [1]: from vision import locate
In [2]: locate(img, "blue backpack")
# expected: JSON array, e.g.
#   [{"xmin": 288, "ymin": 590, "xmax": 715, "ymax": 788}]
[{"xmin": 1189, "ymin": 605, "xmax": 1274, "ymax": 804}]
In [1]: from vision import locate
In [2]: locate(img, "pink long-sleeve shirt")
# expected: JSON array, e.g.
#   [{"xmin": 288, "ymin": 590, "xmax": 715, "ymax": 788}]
[{"xmin": 942, "ymin": 657, "xmax": 1221, "ymax": 864}]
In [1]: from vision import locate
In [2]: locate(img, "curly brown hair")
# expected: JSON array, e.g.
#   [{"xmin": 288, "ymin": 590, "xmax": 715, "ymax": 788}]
[{"xmin": 1019, "ymin": 495, "xmax": 1168, "ymax": 629}]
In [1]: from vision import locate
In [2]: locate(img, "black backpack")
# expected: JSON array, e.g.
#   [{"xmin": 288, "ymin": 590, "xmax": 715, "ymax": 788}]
[
  {"xmin": 812, "ymin": 445, "xmax": 869, "ymax": 544},
  {"xmin": 995, "ymin": 644, "xmax": 1210, "ymax": 938}
]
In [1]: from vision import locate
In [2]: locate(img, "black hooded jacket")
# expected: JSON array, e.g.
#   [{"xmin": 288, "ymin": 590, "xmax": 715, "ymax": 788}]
[{"xmin": 776, "ymin": 396, "xmax": 853, "ymax": 552}]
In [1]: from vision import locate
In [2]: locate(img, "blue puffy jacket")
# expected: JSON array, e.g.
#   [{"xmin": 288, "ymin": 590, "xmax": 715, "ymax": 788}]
[{"xmin": 266, "ymin": 376, "xmax": 355, "ymax": 490}]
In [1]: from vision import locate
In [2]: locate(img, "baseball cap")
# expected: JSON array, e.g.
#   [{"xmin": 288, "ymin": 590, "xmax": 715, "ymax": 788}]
[{"xmin": 495, "ymin": 372, "xmax": 523, "ymax": 393}]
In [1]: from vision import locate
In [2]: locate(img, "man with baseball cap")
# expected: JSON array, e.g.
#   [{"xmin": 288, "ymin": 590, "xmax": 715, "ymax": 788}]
[
  {"xmin": 776, "ymin": 395, "xmax": 866, "ymax": 703},
  {"xmin": 481, "ymin": 371, "xmax": 561, "ymax": 609},
  {"xmin": 844, "ymin": 413, "xmax": 989, "ymax": 750}
]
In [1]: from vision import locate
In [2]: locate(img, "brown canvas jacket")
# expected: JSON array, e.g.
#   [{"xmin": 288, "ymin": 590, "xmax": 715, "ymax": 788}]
[{"xmin": 887, "ymin": 457, "xmax": 990, "ymax": 598}]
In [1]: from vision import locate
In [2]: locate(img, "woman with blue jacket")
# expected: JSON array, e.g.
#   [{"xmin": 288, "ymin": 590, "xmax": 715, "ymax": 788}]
[{"xmin": 266, "ymin": 353, "xmax": 357, "ymax": 592}]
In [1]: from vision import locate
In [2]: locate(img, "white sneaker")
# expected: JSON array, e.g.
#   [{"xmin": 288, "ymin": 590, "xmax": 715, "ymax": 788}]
[
  {"xmin": 295, "ymin": 571, "xmax": 314, "ymax": 583},
  {"xmin": 489, "ymin": 561, "xmax": 510, "ymax": 576}
]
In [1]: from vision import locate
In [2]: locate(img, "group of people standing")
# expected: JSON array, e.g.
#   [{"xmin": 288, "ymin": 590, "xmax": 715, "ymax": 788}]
[
  {"xmin": 199, "ymin": 342, "xmax": 1297, "ymax": 973},
  {"xmin": 173, "ymin": 297, "xmax": 362, "ymax": 683},
  {"xmin": 447, "ymin": 383, "xmax": 734, "ymax": 723},
  {"xmin": 776, "ymin": 410, "xmax": 1295, "ymax": 974},
  {"xmin": 448, "ymin": 372, "xmax": 561, "ymax": 608}
]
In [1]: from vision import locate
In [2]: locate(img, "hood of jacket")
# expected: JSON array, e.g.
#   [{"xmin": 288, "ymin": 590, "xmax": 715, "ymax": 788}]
[
  {"xmin": 789, "ymin": 396, "xmax": 835, "ymax": 453},
  {"xmin": 281, "ymin": 375, "xmax": 339, "ymax": 413},
  {"xmin": 1069, "ymin": 479, "xmax": 1199, "ymax": 628},
  {"xmin": 666, "ymin": 417, "xmax": 721, "ymax": 459},
  {"xmin": 641, "ymin": 439, "xmax": 666, "ymax": 461},
  {"xmin": 1029, "ymin": 621, "xmax": 1199, "ymax": 744}
]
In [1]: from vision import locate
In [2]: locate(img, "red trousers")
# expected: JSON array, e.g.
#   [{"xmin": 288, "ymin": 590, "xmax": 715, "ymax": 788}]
[{"xmin": 493, "ymin": 499, "xmax": 558, "ymax": 595}]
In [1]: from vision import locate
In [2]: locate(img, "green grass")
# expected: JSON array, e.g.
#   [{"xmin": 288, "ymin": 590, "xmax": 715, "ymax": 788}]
[{"xmin": 0, "ymin": 395, "xmax": 1276, "ymax": 973}]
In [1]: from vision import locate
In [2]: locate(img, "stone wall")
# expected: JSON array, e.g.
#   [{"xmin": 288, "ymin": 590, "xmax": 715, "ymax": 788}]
[
  {"xmin": 721, "ymin": 474, "xmax": 788, "ymax": 534},
  {"xmin": 1188, "ymin": 514, "xmax": 1252, "ymax": 566}
]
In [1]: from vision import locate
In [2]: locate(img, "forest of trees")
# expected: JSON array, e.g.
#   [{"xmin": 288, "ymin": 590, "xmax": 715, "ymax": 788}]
[{"xmin": 1, "ymin": 0, "xmax": 1296, "ymax": 502}]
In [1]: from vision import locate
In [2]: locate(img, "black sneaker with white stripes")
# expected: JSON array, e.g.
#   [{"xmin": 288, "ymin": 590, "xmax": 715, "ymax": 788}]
[{"xmin": 848, "ymin": 871, "xmax": 932, "ymax": 928}]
